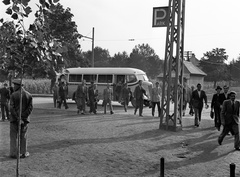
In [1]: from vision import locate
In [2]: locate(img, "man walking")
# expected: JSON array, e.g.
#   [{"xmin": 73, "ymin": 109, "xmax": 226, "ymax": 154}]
[
  {"xmin": 134, "ymin": 80, "xmax": 147, "ymax": 117},
  {"xmin": 9, "ymin": 79, "xmax": 33, "ymax": 158},
  {"xmin": 75, "ymin": 80, "xmax": 88, "ymax": 114},
  {"xmin": 191, "ymin": 83, "xmax": 208, "ymax": 127},
  {"xmin": 0, "ymin": 83, "xmax": 10, "ymax": 121},
  {"xmin": 218, "ymin": 91, "xmax": 240, "ymax": 150},
  {"xmin": 103, "ymin": 83, "xmax": 114, "ymax": 114},
  {"xmin": 88, "ymin": 81, "xmax": 97, "ymax": 114},
  {"xmin": 151, "ymin": 82, "xmax": 161, "ymax": 117}
]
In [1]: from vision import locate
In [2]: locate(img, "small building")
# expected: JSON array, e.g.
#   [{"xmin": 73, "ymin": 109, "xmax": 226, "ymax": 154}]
[{"xmin": 157, "ymin": 61, "xmax": 207, "ymax": 88}]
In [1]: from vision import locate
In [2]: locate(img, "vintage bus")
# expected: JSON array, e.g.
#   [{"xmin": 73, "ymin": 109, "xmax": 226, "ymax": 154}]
[{"xmin": 57, "ymin": 67, "xmax": 153, "ymax": 106}]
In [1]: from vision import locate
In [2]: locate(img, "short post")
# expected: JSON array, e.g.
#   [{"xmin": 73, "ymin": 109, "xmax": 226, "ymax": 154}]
[
  {"xmin": 160, "ymin": 157, "xmax": 164, "ymax": 177},
  {"xmin": 230, "ymin": 163, "xmax": 235, "ymax": 177}
]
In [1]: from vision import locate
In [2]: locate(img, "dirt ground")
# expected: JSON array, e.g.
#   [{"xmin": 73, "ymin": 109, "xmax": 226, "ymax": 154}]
[{"xmin": 0, "ymin": 98, "xmax": 240, "ymax": 177}]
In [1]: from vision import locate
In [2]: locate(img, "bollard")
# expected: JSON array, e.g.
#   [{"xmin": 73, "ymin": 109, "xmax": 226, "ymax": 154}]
[
  {"xmin": 160, "ymin": 157, "xmax": 164, "ymax": 177},
  {"xmin": 230, "ymin": 163, "xmax": 235, "ymax": 177}
]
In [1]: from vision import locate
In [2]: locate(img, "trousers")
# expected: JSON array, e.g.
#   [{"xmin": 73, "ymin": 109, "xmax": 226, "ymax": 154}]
[{"xmin": 10, "ymin": 123, "xmax": 28, "ymax": 156}]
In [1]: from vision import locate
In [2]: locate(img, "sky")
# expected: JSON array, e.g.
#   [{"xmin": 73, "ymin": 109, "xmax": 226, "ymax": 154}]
[{"xmin": 1, "ymin": 0, "xmax": 240, "ymax": 62}]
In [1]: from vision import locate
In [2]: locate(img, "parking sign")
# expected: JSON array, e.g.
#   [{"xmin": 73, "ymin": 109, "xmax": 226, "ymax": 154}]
[{"xmin": 152, "ymin": 7, "xmax": 169, "ymax": 27}]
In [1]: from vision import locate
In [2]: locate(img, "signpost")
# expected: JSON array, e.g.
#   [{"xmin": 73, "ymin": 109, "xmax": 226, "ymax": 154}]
[{"xmin": 152, "ymin": 7, "xmax": 169, "ymax": 27}]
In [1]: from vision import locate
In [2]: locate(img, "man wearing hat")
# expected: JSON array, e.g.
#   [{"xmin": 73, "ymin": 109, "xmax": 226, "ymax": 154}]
[
  {"xmin": 0, "ymin": 83, "xmax": 10, "ymax": 121},
  {"xmin": 218, "ymin": 91, "xmax": 240, "ymax": 150},
  {"xmin": 9, "ymin": 79, "xmax": 33, "ymax": 158},
  {"xmin": 211, "ymin": 86, "xmax": 222, "ymax": 131}
]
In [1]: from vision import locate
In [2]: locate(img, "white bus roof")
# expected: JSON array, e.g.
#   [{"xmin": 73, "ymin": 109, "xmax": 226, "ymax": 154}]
[{"xmin": 63, "ymin": 67, "xmax": 147, "ymax": 75}]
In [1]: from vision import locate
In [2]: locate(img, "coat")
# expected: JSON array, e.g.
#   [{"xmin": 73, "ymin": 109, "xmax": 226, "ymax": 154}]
[
  {"xmin": 221, "ymin": 99, "xmax": 239, "ymax": 125},
  {"xmin": 75, "ymin": 85, "xmax": 88, "ymax": 99},
  {"xmin": 151, "ymin": 87, "xmax": 161, "ymax": 102},
  {"xmin": 10, "ymin": 87, "xmax": 33, "ymax": 124},
  {"xmin": 0, "ymin": 87, "xmax": 10, "ymax": 103},
  {"xmin": 134, "ymin": 85, "xmax": 146, "ymax": 100},
  {"xmin": 191, "ymin": 89, "xmax": 207, "ymax": 109}
]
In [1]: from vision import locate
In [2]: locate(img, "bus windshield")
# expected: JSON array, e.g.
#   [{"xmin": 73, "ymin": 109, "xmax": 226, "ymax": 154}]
[{"xmin": 136, "ymin": 74, "xmax": 149, "ymax": 81}]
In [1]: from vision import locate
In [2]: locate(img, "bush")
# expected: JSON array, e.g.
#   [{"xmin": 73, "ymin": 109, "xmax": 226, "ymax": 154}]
[{"xmin": 22, "ymin": 79, "xmax": 51, "ymax": 94}]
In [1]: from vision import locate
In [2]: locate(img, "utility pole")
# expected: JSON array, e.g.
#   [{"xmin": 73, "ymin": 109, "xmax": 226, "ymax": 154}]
[
  {"xmin": 159, "ymin": 0, "xmax": 185, "ymax": 131},
  {"xmin": 80, "ymin": 27, "xmax": 95, "ymax": 67}
]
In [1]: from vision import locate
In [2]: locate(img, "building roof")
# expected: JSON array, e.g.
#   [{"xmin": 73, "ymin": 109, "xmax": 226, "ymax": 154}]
[
  {"xmin": 184, "ymin": 61, "xmax": 207, "ymax": 76},
  {"xmin": 157, "ymin": 61, "xmax": 207, "ymax": 78}
]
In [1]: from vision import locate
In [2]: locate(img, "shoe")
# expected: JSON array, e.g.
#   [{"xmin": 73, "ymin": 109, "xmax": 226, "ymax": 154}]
[
  {"xmin": 235, "ymin": 147, "xmax": 240, "ymax": 151},
  {"xmin": 110, "ymin": 111, "xmax": 114, "ymax": 114},
  {"xmin": 139, "ymin": 115, "xmax": 143, "ymax": 117},
  {"xmin": 20, "ymin": 152, "xmax": 30, "ymax": 158},
  {"xmin": 81, "ymin": 112, "xmax": 85, "ymax": 115},
  {"xmin": 194, "ymin": 124, "xmax": 199, "ymax": 127},
  {"xmin": 218, "ymin": 138, "xmax": 222, "ymax": 145}
]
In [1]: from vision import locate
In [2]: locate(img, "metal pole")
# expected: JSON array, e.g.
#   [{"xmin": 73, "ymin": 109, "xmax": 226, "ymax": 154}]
[
  {"xmin": 92, "ymin": 27, "xmax": 95, "ymax": 67},
  {"xmin": 16, "ymin": 69, "xmax": 23, "ymax": 177},
  {"xmin": 160, "ymin": 157, "xmax": 164, "ymax": 177},
  {"xmin": 230, "ymin": 163, "xmax": 235, "ymax": 177}
]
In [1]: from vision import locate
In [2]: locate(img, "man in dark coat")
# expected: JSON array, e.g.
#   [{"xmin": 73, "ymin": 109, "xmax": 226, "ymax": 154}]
[
  {"xmin": 9, "ymin": 79, "xmax": 33, "ymax": 158},
  {"xmin": 134, "ymin": 80, "xmax": 147, "ymax": 117},
  {"xmin": 0, "ymin": 83, "xmax": 10, "ymax": 121},
  {"xmin": 191, "ymin": 83, "xmax": 208, "ymax": 127},
  {"xmin": 218, "ymin": 91, "xmax": 240, "ymax": 150},
  {"xmin": 211, "ymin": 86, "xmax": 222, "ymax": 131},
  {"xmin": 88, "ymin": 81, "xmax": 97, "ymax": 114}
]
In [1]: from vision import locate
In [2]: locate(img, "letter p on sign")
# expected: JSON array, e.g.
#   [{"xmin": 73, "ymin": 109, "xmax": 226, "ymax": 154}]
[{"xmin": 152, "ymin": 7, "xmax": 169, "ymax": 27}]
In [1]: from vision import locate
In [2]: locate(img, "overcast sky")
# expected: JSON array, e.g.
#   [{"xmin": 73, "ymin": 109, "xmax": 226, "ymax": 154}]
[{"xmin": 1, "ymin": 0, "xmax": 240, "ymax": 62}]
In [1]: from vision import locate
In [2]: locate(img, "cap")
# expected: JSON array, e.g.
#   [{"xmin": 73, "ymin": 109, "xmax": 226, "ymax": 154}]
[
  {"xmin": 215, "ymin": 86, "xmax": 222, "ymax": 91},
  {"xmin": 229, "ymin": 91, "xmax": 237, "ymax": 95},
  {"xmin": 12, "ymin": 79, "xmax": 22, "ymax": 86}
]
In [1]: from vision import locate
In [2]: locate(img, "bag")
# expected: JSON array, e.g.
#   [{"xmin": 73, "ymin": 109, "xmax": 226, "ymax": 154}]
[{"xmin": 210, "ymin": 111, "xmax": 214, "ymax": 119}]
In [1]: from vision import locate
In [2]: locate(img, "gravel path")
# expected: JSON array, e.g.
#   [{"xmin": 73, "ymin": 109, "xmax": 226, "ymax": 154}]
[{"xmin": 0, "ymin": 99, "xmax": 240, "ymax": 177}]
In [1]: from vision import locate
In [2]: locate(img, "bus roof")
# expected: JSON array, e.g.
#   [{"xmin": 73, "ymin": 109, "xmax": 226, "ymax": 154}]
[{"xmin": 63, "ymin": 67, "xmax": 147, "ymax": 75}]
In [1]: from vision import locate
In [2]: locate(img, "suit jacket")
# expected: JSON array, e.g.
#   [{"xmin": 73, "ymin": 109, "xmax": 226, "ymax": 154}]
[
  {"xmin": 211, "ymin": 93, "xmax": 221, "ymax": 109},
  {"xmin": 103, "ymin": 88, "xmax": 113, "ymax": 101},
  {"xmin": 134, "ymin": 85, "xmax": 146, "ymax": 100},
  {"xmin": 191, "ymin": 89, "xmax": 207, "ymax": 109},
  {"xmin": 88, "ymin": 86, "xmax": 98, "ymax": 101},
  {"xmin": 221, "ymin": 99, "xmax": 239, "ymax": 125}
]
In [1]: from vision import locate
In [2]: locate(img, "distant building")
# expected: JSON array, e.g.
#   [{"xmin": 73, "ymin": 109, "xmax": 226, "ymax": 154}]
[{"xmin": 157, "ymin": 61, "xmax": 207, "ymax": 88}]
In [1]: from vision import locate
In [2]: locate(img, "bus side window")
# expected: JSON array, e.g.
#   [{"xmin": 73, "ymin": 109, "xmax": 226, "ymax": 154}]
[
  {"xmin": 116, "ymin": 75, "xmax": 125, "ymax": 84},
  {"xmin": 83, "ymin": 74, "xmax": 97, "ymax": 83},
  {"xmin": 98, "ymin": 75, "xmax": 113, "ymax": 83},
  {"xmin": 127, "ymin": 74, "xmax": 137, "ymax": 83},
  {"xmin": 69, "ymin": 74, "xmax": 82, "ymax": 82}
]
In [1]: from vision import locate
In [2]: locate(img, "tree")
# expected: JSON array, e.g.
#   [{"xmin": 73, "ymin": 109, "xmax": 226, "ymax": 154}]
[
  {"xmin": 128, "ymin": 43, "xmax": 163, "ymax": 79},
  {"xmin": 199, "ymin": 48, "xmax": 229, "ymax": 87},
  {"xmin": 83, "ymin": 46, "xmax": 111, "ymax": 67},
  {"xmin": 109, "ymin": 51, "xmax": 129, "ymax": 67},
  {"xmin": 1, "ymin": 0, "xmax": 62, "ymax": 85},
  {"xmin": 43, "ymin": 3, "xmax": 87, "ymax": 69}
]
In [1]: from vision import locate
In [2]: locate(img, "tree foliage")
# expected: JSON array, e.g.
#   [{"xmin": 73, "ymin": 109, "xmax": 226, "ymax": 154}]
[
  {"xmin": 199, "ymin": 48, "xmax": 229, "ymax": 87},
  {"xmin": 1, "ymin": 0, "xmax": 61, "ymax": 83}
]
